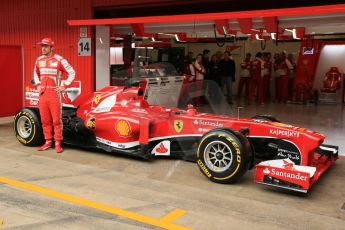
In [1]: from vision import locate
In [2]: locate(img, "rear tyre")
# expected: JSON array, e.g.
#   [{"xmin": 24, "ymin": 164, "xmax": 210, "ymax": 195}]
[
  {"xmin": 197, "ymin": 128, "xmax": 251, "ymax": 184},
  {"xmin": 14, "ymin": 108, "xmax": 44, "ymax": 146}
]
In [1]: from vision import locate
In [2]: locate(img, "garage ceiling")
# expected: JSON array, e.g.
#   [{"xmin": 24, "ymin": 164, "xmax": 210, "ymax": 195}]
[
  {"xmin": 94, "ymin": 0, "xmax": 345, "ymax": 18},
  {"xmin": 69, "ymin": 2, "xmax": 345, "ymax": 41},
  {"xmin": 112, "ymin": 12, "xmax": 345, "ymax": 37}
]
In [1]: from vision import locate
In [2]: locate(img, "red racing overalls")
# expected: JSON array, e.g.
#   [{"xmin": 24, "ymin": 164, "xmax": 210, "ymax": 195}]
[
  {"xmin": 247, "ymin": 57, "xmax": 264, "ymax": 104},
  {"xmin": 262, "ymin": 59, "xmax": 272, "ymax": 101},
  {"xmin": 33, "ymin": 54, "xmax": 75, "ymax": 142},
  {"xmin": 238, "ymin": 58, "xmax": 252, "ymax": 98},
  {"xmin": 277, "ymin": 59, "xmax": 290, "ymax": 103}
]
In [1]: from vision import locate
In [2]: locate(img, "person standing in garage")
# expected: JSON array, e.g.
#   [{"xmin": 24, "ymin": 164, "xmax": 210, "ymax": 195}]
[
  {"xmin": 209, "ymin": 54, "xmax": 221, "ymax": 86},
  {"xmin": 219, "ymin": 51, "xmax": 236, "ymax": 104},
  {"xmin": 33, "ymin": 38, "xmax": 75, "ymax": 153},
  {"xmin": 246, "ymin": 52, "xmax": 265, "ymax": 105},
  {"xmin": 287, "ymin": 53, "xmax": 296, "ymax": 101},
  {"xmin": 193, "ymin": 54, "xmax": 206, "ymax": 106},
  {"xmin": 237, "ymin": 52, "xmax": 252, "ymax": 100},
  {"xmin": 277, "ymin": 51, "xmax": 294, "ymax": 103},
  {"xmin": 262, "ymin": 53, "xmax": 272, "ymax": 102},
  {"xmin": 202, "ymin": 49, "xmax": 211, "ymax": 80},
  {"xmin": 273, "ymin": 53, "xmax": 281, "ymax": 102}
]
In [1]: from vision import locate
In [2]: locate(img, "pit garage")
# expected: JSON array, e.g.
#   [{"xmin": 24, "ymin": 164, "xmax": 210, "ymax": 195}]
[{"xmin": 0, "ymin": 1, "xmax": 345, "ymax": 229}]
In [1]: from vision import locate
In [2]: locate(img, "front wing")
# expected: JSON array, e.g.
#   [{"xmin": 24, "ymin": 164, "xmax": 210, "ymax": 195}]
[{"xmin": 254, "ymin": 144, "xmax": 338, "ymax": 193}]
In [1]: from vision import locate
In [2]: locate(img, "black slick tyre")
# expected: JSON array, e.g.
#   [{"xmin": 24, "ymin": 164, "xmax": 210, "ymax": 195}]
[
  {"xmin": 197, "ymin": 128, "xmax": 251, "ymax": 184},
  {"xmin": 14, "ymin": 108, "xmax": 44, "ymax": 146}
]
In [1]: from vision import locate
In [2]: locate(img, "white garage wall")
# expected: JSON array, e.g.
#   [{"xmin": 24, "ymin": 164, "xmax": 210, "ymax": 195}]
[
  {"xmin": 96, "ymin": 25, "xmax": 110, "ymax": 90},
  {"xmin": 110, "ymin": 47, "xmax": 124, "ymax": 65}
]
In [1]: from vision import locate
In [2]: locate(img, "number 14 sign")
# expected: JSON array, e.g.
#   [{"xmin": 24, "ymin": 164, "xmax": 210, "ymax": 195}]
[{"xmin": 78, "ymin": 38, "xmax": 91, "ymax": 56}]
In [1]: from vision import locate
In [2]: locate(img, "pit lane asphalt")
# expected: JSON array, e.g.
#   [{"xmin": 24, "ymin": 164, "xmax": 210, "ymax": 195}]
[{"xmin": 1, "ymin": 102, "xmax": 345, "ymax": 230}]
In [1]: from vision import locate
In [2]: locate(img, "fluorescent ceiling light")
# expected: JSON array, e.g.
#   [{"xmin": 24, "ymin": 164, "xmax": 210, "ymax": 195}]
[
  {"xmin": 174, "ymin": 34, "xmax": 186, "ymax": 42},
  {"xmin": 285, "ymin": 28, "xmax": 300, "ymax": 39},
  {"xmin": 271, "ymin": 33, "xmax": 276, "ymax": 40},
  {"xmin": 255, "ymin": 34, "xmax": 264, "ymax": 40},
  {"xmin": 157, "ymin": 32, "xmax": 175, "ymax": 36}
]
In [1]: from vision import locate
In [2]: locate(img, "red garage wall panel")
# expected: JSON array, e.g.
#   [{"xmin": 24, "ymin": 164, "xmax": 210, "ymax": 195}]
[
  {"xmin": 0, "ymin": 0, "xmax": 94, "ymax": 107},
  {"xmin": 0, "ymin": 46, "xmax": 23, "ymax": 116}
]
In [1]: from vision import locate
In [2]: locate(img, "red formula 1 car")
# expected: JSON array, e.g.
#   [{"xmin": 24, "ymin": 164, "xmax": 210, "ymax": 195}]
[{"xmin": 14, "ymin": 78, "xmax": 338, "ymax": 193}]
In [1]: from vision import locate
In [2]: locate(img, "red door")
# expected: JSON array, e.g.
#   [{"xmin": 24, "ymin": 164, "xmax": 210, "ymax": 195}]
[{"xmin": 0, "ymin": 46, "xmax": 23, "ymax": 117}]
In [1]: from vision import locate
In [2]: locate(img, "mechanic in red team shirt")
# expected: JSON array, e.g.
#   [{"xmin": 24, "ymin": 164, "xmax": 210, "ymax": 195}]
[
  {"xmin": 237, "ymin": 52, "xmax": 252, "ymax": 99},
  {"xmin": 246, "ymin": 52, "xmax": 265, "ymax": 105},
  {"xmin": 276, "ymin": 51, "xmax": 293, "ymax": 103},
  {"xmin": 33, "ymin": 38, "xmax": 75, "ymax": 153}
]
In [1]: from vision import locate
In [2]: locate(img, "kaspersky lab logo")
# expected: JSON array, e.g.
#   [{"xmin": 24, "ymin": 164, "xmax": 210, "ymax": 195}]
[
  {"xmin": 269, "ymin": 129, "xmax": 300, "ymax": 138},
  {"xmin": 263, "ymin": 167, "xmax": 307, "ymax": 181}
]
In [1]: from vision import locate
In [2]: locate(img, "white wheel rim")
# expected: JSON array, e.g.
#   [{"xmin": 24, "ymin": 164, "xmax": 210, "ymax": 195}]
[
  {"xmin": 17, "ymin": 116, "xmax": 32, "ymax": 139},
  {"xmin": 204, "ymin": 140, "xmax": 233, "ymax": 173}
]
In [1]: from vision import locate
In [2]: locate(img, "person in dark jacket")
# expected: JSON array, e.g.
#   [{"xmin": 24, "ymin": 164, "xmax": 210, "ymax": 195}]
[
  {"xmin": 204, "ymin": 54, "xmax": 222, "ymax": 103},
  {"xmin": 202, "ymin": 49, "xmax": 211, "ymax": 80},
  {"xmin": 219, "ymin": 51, "xmax": 236, "ymax": 104},
  {"xmin": 209, "ymin": 54, "xmax": 221, "ymax": 85}
]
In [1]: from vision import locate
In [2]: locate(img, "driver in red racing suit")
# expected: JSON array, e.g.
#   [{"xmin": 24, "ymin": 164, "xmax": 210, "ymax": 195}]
[{"xmin": 33, "ymin": 38, "xmax": 75, "ymax": 153}]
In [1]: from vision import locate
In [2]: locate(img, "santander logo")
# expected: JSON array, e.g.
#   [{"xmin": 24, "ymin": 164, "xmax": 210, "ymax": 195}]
[
  {"xmin": 265, "ymin": 168, "xmax": 307, "ymax": 181},
  {"xmin": 152, "ymin": 140, "xmax": 170, "ymax": 156},
  {"xmin": 156, "ymin": 143, "xmax": 168, "ymax": 154},
  {"xmin": 263, "ymin": 168, "xmax": 271, "ymax": 174}
]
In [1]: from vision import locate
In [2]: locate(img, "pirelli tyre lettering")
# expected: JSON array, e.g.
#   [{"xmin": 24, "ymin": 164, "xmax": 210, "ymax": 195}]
[
  {"xmin": 14, "ymin": 108, "xmax": 44, "ymax": 146},
  {"xmin": 197, "ymin": 128, "xmax": 252, "ymax": 184}
]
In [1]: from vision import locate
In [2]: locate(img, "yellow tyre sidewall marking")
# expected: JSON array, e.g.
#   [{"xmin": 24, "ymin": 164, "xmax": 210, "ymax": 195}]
[
  {"xmin": 14, "ymin": 111, "xmax": 36, "ymax": 144},
  {"xmin": 197, "ymin": 132, "xmax": 242, "ymax": 181}
]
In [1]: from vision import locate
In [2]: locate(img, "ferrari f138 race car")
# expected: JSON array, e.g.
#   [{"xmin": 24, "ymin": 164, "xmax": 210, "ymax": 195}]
[{"xmin": 15, "ymin": 69, "xmax": 338, "ymax": 193}]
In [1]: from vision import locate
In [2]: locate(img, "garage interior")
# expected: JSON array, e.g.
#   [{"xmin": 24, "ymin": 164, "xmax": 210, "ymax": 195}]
[{"xmin": 1, "ymin": 1, "xmax": 345, "ymax": 229}]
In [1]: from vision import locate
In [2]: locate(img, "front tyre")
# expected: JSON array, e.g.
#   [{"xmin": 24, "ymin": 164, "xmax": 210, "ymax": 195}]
[
  {"xmin": 14, "ymin": 108, "xmax": 44, "ymax": 146},
  {"xmin": 197, "ymin": 128, "xmax": 251, "ymax": 184}
]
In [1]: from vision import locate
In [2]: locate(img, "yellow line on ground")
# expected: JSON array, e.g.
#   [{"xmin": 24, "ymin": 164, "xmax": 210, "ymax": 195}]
[
  {"xmin": 0, "ymin": 218, "xmax": 3, "ymax": 226},
  {"xmin": 160, "ymin": 209, "xmax": 188, "ymax": 223},
  {"xmin": 0, "ymin": 177, "xmax": 191, "ymax": 230}
]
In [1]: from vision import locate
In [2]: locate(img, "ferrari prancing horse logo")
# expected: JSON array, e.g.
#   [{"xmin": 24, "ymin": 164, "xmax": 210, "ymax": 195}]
[
  {"xmin": 174, "ymin": 120, "xmax": 183, "ymax": 133},
  {"xmin": 94, "ymin": 94, "xmax": 101, "ymax": 104}
]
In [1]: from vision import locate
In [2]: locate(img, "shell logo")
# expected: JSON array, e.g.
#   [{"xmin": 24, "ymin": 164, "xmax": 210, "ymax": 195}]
[{"xmin": 115, "ymin": 119, "xmax": 132, "ymax": 137}]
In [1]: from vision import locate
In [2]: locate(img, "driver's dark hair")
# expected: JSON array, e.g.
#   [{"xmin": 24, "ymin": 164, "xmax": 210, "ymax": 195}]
[
  {"xmin": 203, "ymin": 49, "xmax": 210, "ymax": 55},
  {"xmin": 255, "ymin": 52, "xmax": 262, "ymax": 58}
]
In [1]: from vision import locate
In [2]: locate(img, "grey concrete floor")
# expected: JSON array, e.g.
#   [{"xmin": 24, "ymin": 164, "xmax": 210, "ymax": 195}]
[{"xmin": 1, "ymin": 102, "xmax": 345, "ymax": 230}]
